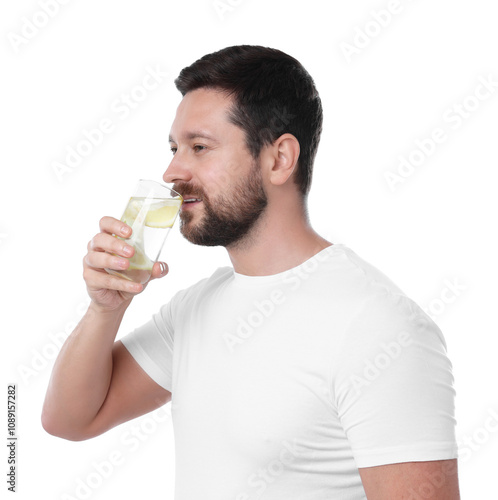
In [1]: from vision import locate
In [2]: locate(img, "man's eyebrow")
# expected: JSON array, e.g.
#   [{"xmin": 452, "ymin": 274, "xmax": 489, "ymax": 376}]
[{"xmin": 169, "ymin": 132, "xmax": 219, "ymax": 143}]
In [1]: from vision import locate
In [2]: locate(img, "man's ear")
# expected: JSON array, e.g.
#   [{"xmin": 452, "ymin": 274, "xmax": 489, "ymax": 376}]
[{"xmin": 265, "ymin": 133, "xmax": 300, "ymax": 187}]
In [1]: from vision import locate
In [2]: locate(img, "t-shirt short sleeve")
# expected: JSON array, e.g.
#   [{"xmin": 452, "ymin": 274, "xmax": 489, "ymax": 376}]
[
  {"xmin": 332, "ymin": 290, "xmax": 458, "ymax": 468},
  {"xmin": 120, "ymin": 299, "xmax": 176, "ymax": 392}
]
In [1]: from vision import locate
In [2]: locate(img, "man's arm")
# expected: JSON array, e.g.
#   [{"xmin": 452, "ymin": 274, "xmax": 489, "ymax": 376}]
[
  {"xmin": 359, "ymin": 459, "xmax": 460, "ymax": 499},
  {"xmin": 41, "ymin": 303, "xmax": 172, "ymax": 441},
  {"xmin": 42, "ymin": 216, "xmax": 171, "ymax": 440}
]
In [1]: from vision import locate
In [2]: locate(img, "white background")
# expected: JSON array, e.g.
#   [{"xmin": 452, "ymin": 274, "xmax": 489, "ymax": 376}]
[{"xmin": 1, "ymin": 0, "xmax": 497, "ymax": 498}]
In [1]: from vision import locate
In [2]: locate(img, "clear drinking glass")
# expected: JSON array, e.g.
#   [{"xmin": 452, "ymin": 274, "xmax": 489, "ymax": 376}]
[{"xmin": 105, "ymin": 179, "xmax": 183, "ymax": 284}]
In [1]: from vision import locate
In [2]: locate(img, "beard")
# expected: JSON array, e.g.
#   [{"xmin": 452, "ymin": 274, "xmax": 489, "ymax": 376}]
[{"xmin": 174, "ymin": 160, "xmax": 268, "ymax": 248}]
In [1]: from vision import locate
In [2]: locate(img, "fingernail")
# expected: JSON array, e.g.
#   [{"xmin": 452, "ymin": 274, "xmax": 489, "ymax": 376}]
[{"xmin": 159, "ymin": 262, "xmax": 167, "ymax": 274}]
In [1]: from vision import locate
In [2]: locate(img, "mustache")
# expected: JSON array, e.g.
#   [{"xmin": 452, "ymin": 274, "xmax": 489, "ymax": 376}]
[{"xmin": 173, "ymin": 182, "xmax": 206, "ymax": 200}]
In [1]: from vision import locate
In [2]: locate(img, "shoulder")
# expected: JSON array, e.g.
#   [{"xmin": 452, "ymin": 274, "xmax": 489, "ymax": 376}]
[
  {"xmin": 310, "ymin": 245, "xmax": 424, "ymax": 323},
  {"xmin": 332, "ymin": 244, "xmax": 409, "ymax": 297},
  {"xmin": 329, "ymin": 245, "xmax": 434, "ymax": 328},
  {"xmin": 328, "ymin": 246, "xmax": 451, "ymax": 380}
]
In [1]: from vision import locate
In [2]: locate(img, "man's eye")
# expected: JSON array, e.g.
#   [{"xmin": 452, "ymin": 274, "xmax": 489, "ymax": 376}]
[
  {"xmin": 193, "ymin": 145, "xmax": 206, "ymax": 152},
  {"xmin": 170, "ymin": 147, "xmax": 177, "ymax": 155}
]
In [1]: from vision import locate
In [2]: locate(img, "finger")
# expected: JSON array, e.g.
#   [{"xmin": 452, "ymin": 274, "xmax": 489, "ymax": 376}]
[
  {"xmin": 149, "ymin": 261, "xmax": 169, "ymax": 280},
  {"xmin": 87, "ymin": 232, "xmax": 135, "ymax": 257},
  {"xmin": 98, "ymin": 216, "xmax": 132, "ymax": 238},
  {"xmin": 84, "ymin": 251, "xmax": 130, "ymax": 272},
  {"xmin": 84, "ymin": 267, "xmax": 143, "ymax": 294}
]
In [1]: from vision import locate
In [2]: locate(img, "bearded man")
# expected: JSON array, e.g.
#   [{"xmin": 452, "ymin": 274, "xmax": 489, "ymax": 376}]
[{"xmin": 42, "ymin": 45, "xmax": 460, "ymax": 500}]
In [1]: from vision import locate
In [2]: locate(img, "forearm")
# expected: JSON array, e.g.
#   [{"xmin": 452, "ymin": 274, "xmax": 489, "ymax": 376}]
[{"xmin": 41, "ymin": 300, "xmax": 130, "ymax": 440}]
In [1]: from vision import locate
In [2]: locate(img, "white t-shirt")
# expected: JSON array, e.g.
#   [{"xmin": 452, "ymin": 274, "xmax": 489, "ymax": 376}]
[{"xmin": 121, "ymin": 243, "xmax": 458, "ymax": 499}]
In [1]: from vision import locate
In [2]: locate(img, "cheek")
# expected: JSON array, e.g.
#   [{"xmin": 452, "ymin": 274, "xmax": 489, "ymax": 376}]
[
  {"xmin": 224, "ymin": 151, "xmax": 254, "ymax": 181},
  {"xmin": 201, "ymin": 151, "xmax": 253, "ymax": 193},
  {"xmin": 203, "ymin": 155, "xmax": 235, "ymax": 190},
  {"xmin": 202, "ymin": 168, "xmax": 227, "ymax": 193}
]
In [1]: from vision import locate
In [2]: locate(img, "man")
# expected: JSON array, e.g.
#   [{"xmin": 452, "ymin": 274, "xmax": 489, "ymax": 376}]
[{"xmin": 42, "ymin": 45, "xmax": 460, "ymax": 499}]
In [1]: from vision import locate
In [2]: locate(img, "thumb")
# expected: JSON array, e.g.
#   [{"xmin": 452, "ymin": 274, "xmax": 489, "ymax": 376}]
[{"xmin": 151, "ymin": 261, "xmax": 169, "ymax": 280}]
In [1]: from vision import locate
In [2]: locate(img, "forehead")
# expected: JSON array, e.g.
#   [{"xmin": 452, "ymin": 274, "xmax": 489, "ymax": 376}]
[{"xmin": 169, "ymin": 88, "xmax": 235, "ymax": 141}]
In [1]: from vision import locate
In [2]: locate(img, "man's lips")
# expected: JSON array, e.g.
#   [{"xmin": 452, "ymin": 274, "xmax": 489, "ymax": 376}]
[{"xmin": 181, "ymin": 196, "xmax": 202, "ymax": 210}]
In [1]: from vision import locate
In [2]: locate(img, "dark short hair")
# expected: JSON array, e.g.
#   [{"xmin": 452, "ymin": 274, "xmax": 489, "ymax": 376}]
[{"xmin": 174, "ymin": 45, "xmax": 323, "ymax": 198}]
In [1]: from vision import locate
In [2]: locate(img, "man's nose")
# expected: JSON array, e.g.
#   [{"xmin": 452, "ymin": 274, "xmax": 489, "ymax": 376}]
[{"xmin": 163, "ymin": 153, "xmax": 192, "ymax": 185}]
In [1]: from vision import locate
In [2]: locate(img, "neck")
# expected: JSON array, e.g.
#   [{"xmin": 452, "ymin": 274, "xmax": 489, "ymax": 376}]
[{"xmin": 226, "ymin": 194, "xmax": 332, "ymax": 276}]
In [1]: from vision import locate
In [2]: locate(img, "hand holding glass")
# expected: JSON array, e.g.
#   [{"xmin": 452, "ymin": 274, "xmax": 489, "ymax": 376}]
[{"xmin": 105, "ymin": 180, "xmax": 183, "ymax": 284}]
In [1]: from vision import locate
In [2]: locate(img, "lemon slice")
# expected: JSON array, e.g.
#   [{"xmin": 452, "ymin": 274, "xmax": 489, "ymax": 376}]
[
  {"xmin": 122, "ymin": 198, "xmax": 144, "ymax": 226},
  {"xmin": 145, "ymin": 200, "xmax": 182, "ymax": 228},
  {"xmin": 128, "ymin": 247, "xmax": 153, "ymax": 270},
  {"xmin": 129, "ymin": 261, "xmax": 153, "ymax": 270},
  {"xmin": 124, "ymin": 198, "xmax": 143, "ymax": 218}
]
